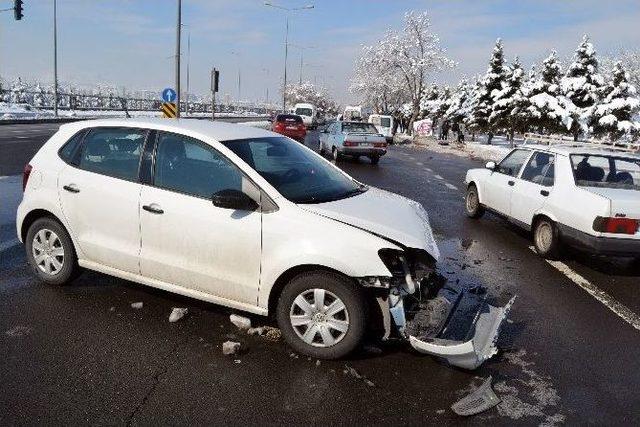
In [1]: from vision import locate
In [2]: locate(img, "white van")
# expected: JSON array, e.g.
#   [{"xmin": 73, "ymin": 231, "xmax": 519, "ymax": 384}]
[
  {"xmin": 343, "ymin": 106, "xmax": 363, "ymax": 122},
  {"xmin": 294, "ymin": 103, "xmax": 317, "ymax": 129},
  {"xmin": 368, "ymin": 114, "xmax": 394, "ymax": 142}
]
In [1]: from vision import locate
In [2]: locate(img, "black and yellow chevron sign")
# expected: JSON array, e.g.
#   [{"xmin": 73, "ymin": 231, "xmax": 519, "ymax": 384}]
[{"xmin": 161, "ymin": 102, "xmax": 177, "ymax": 118}]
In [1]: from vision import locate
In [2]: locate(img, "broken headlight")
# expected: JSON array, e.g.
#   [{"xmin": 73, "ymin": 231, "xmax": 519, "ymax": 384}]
[{"xmin": 378, "ymin": 249, "xmax": 407, "ymax": 278}]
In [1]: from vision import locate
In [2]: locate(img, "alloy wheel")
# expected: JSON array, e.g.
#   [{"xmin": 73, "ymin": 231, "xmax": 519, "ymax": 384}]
[
  {"xmin": 289, "ymin": 288, "xmax": 350, "ymax": 347},
  {"xmin": 32, "ymin": 229, "xmax": 65, "ymax": 276}
]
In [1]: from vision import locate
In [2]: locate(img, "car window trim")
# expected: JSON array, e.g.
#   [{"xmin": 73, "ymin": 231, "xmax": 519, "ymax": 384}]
[
  {"xmin": 70, "ymin": 126, "xmax": 150, "ymax": 183},
  {"xmin": 150, "ymin": 130, "xmax": 277, "ymax": 210},
  {"xmin": 519, "ymin": 151, "xmax": 555, "ymax": 187}
]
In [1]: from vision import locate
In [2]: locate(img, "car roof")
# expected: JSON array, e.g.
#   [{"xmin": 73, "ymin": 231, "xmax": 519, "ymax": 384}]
[
  {"xmin": 520, "ymin": 143, "xmax": 640, "ymax": 159},
  {"xmin": 58, "ymin": 117, "xmax": 275, "ymax": 142}
]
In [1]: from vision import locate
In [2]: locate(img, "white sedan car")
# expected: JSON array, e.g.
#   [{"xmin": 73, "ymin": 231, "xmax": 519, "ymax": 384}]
[
  {"xmin": 465, "ymin": 144, "xmax": 640, "ymax": 259},
  {"xmin": 17, "ymin": 118, "xmax": 510, "ymax": 368},
  {"xmin": 319, "ymin": 121, "xmax": 387, "ymax": 164}
]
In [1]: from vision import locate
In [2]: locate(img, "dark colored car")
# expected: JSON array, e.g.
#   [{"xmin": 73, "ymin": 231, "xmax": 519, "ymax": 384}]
[{"xmin": 271, "ymin": 114, "xmax": 307, "ymax": 143}]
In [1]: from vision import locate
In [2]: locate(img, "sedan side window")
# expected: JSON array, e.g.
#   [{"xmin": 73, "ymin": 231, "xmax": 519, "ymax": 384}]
[
  {"xmin": 497, "ymin": 149, "xmax": 531, "ymax": 177},
  {"xmin": 521, "ymin": 152, "xmax": 555, "ymax": 187},
  {"xmin": 78, "ymin": 128, "xmax": 146, "ymax": 181},
  {"xmin": 154, "ymin": 132, "xmax": 244, "ymax": 199}
]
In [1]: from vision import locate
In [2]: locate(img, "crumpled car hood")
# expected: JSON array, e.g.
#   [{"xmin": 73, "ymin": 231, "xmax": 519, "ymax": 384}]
[{"xmin": 300, "ymin": 187, "xmax": 440, "ymax": 261}]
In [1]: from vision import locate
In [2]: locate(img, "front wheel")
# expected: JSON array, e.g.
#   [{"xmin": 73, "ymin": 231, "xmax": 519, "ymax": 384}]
[
  {"xmin": 533, "ymin": 217, "xmax": 561, "ymax": 259},
  {"xmin": 276, "ymin": 271, "xmax": 367, "ymax": 359},
  {"xmin": 25, "ymin": 217, "xmax": 79, "ymax": 285},
  {"xmin": 331, "ymin": 147, "xmax": 340, "ymax": 162},
  {"xmin": 465, "ymin": 184, "xmax": 485, "ymax": 218},
  {"xmin": 370, "ymin": 155, "xmax": 380, "ymax": 165},
  {"xmin": 319, "ymin": 141, "xmax": 326, "ymax": 155}
]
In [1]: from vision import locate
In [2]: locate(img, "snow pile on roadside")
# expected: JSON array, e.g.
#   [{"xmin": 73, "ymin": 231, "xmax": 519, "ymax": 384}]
[
  {"xmin": 465, "ymin": 142, "xmax": 512, "ymax": 162},
  {"xmin": 0, "ymin": 102, "xmax": 54, "ymax": 120},
  {"xmin": 239, "ymin": 120, "xmax": 271, "ymax": 130}
]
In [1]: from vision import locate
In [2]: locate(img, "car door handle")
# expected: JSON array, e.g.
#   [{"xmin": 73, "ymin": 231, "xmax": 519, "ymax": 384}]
[
  {"xmin": 63, "ymin": 184, "xmax": 80, "ymax": 193},
  {"xmin": 508, "ymin": 180, "xmax": 515, "ymax": 186},
  {"xmin": 540, "ymin": 190, "xmax": 550, "ymax": 197},
  {"xmin": 142, "ymin": 204, "xmax": 164, "ymax": 214}
]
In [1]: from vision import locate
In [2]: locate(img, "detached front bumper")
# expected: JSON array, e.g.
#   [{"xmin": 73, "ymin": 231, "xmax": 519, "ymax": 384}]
[{"xmin": 378, "ymin": 281, "xmax": 515, "ymax": 370}]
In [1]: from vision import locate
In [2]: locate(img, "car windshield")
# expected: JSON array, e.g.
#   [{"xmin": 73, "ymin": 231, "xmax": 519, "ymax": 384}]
[
  {"xmin": 570, "ymin": 154, "xmax": 640, "ymax": 191},
  {"xmin": 221, "ymin": 137, "xmax": 367, "ymax": 204},
  {"xmin": 342, "ymin": 123, "xmax": 379, "ymax": 134},
  {"xmin": 295, "ymin": 108, "xmax": 313, "ymax": 117}
]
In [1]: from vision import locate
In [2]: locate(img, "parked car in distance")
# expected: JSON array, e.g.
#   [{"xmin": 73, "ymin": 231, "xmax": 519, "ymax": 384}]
[
  {"xmin": 368, "ymin": 114, "xmax": 394, "ymax": 143},
  {"xmin": 319, "ymin": 121, "xmax": 387, "ymax": 165},
  {"xmin": 18, "ymin": 118, "xmax": 462, "ymax": 362},
  {"xmin": 271, "ymin": 114, "xmax": 306, "ymax": 143},
  {"xmin": 465, "ymin": 144, "xmax": 640, "ymax": 260},
  {"xmin": 342, "ymin": 105, "xmax": 363, "ymax": 122},
  {"xmin": 293, "ymin": 103, "xmax": 317, "ymax": 129}
]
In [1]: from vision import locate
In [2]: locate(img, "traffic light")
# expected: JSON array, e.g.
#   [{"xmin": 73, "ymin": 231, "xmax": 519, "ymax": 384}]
[
  {"xmin": 211, "ymin": 69, "xmax": 220, "ymax": 93},
  {"xmin": 14, "ymin": 0, "xmax": 24, "ymax": 21}
]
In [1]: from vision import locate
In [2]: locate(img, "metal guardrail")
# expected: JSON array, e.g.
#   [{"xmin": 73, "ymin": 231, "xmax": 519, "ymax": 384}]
[{"xmin": 523, "ymin": 133, "xmax": 640, "ymax": 153}]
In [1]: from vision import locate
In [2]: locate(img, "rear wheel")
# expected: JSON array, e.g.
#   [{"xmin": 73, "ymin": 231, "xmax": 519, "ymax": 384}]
[
  {"xmin": 533, "ymin": 217, "xmax": 561, "ymax": 259},
  {"xmin": 465, "ymin": 184, "xmax": 485, "ymax": 219},
  {"xmin": 332, "ymin": 147, "xmax": 339, "ymax": 162},
  {"xmin": 276, "ymin": 271, "xmax": 367, "ymax": 359},
  {"xmin": 319, "ymin": 141, "xmax": 326, "ymax": 155},
  {"xmin": 25, "ymin": 217, "xmax": 79, "ymax": 285},
  {"xmin": 370, "ymin": 155, "xmax": 380, "ymax": 165}
]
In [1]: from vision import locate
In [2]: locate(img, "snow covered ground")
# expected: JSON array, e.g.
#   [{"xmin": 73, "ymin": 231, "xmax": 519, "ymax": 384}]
[
  {"xmin": 413, "ymin": 134, "xmax": 514, "ymax": 163},
  {"xmin": 0, "ymin": 102, "xmax": 267, "ymax": 121}
]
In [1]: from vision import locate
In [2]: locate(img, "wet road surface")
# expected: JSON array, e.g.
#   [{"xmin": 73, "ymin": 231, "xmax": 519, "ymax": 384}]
[{"xmin": 1, "ymin": 126, "xmax": 639, "ymax": 425}]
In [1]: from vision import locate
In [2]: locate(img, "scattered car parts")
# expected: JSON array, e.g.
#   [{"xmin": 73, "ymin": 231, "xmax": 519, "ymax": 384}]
[{"xmin": 451, "ymin": 376, "xmax": 501, "ymax": 416}]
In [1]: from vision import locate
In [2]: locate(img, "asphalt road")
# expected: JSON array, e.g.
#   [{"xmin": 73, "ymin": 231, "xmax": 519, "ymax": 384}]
[{"xmin": 1, "ymin": 127, "xmax": 639, "ymax": 425}]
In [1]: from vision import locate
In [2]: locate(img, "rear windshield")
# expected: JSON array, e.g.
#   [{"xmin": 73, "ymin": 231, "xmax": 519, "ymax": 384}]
[
  {"xmin": 380, "ymin": 117, "xmax": 391, "ymax": 127},
  {"xmin": 295, "ymin": 108, "xmax": 313, "ymax": 117},
  {"xmin": 342, "ymin": 123, "xmax": 379, "ymax": 134},
  {"xmin": 276, "ymin": 114, "xmax": 303, "ymax": 123},
  {"xmin": 570, "ymin": 154, "xmax": 640, "ymax": 190}
]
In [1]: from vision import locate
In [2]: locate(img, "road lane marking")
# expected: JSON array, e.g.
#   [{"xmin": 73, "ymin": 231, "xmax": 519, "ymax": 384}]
[
  {"xmin": 434, "ymin": 174, "xmax": 444, "ymax": 180},
  {"xmin": 416, "ymin": 161, "xmax": 423, "ymax": 166},
  {"xmin": 530, "ymin": 247, "xmax": 640, "ymax": 331},
  {"xmin": 444, "ymin": 182, "xmax": 458, "ymax": 190},
  {"xmin": 424, "ymin": 167, "xmax": 433, "ymax": 172}
]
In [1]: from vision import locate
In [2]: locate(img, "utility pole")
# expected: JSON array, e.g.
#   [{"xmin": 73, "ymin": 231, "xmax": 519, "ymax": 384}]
[
  {"xmin": 53, "ymin": 0, "xmax": 58, "ymax": 117},
  {"xmin": 299, "ymin": 47, "xmax": 303, "ymax": 85},
  {"xmin": 175, "ymin": 0, "xmax": 181, "ymax": 117}
]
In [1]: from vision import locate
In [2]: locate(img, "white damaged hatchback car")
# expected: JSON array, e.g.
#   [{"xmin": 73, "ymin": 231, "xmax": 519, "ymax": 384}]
[{"xmin": 18, "ymin": 118, "xmax": 511, "ymax": 368}]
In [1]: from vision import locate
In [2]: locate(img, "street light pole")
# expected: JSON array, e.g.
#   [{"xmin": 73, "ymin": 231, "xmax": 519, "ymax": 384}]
[
  {"xmin": 175, "ymin": 0, "xmax": 181, "ymax": 118},
  {"xmin": 263, "ymin": 2, "xmax": 314, "ymax": 113},
  {"xmin": 185, "ymin": 26, "xmax": 190, "ymax": 115},
  {"xmin": 283, "ymin": 15, "xmax": 288, "ymax": 112},
  {"xmin": 53, "ymin": 0, "xmax": 58, "ymax": 117}
]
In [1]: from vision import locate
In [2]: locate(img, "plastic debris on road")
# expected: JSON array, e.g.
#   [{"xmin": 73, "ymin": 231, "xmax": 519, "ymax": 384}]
[
  {"xmin": 130, "ymin": 302, "xmax": 143, "ymax": 309},
  {"xmin": 229, "ymin": 314, "xmax": 252, "ymax": 331},
  {"xmin": 451, "ymin": 376, "xmax": 501, "ymax": 416},
  {"xmin": 169, "ymin": 307, "xmax": 188, "ymax": 323},
  {"xmin": 222, "ymin": 341, "xmax": 241, "ymax": 355}
]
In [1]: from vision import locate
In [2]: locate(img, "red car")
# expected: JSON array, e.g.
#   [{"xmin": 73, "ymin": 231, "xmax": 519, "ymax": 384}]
[{"xmin": 271, "ymin": 114, "xmax": 307, "ymax": 142}]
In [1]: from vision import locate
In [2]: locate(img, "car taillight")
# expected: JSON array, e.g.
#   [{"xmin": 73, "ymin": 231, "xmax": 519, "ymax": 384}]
[
  {"xmin": 373, "ymin": 142, "xmax": 387, "ymax": 148},
  {"xmin": 274, "ymin": 122, "xmax": 285, "ymax": 131},
  {"xmin": 23, "ymin": 164, "xmax": 33, "ymax": 192},
  {"xmin": 343, "ymin": 140, "xmax": 358, "ymax": 147},
  {"xmin": 593, "ymin": 216, "xmax": 639, "ymax": 235}
]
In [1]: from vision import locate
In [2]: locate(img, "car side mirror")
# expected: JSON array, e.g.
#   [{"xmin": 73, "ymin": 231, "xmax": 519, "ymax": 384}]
[
  {"xmin": 485, "ymin": 161, "xmax": 496, "ymax": 170},
  {"xmin": 211, "ymin": 189, "xmax": 259, "ymax": 211}
]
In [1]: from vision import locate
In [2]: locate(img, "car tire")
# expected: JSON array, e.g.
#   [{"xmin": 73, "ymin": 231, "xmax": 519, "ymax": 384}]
[
  {"xmin": 370, "ymin": 155, "xmax": 380, "ymax": 165},
  {"xmin": 533, "ymin": 217, "xmax": 561, "ymax": 259},
  {"xmin": 465, "ymin": 184, "xmax": 485, "ymax": 219},
  {"xmin": 276, "ymin": 271, "xmax": 367, "ymax": 360},
  {"xmin": 319, "ymin": 141, "xmax": 326, "ymax": 156},
  {"xmin": 332, "ymin": 147, "xmax": 339, "ymax": 162},
  {"xmin": 25, "ymin": 217, "xmax": 80, "ymax": 285}
]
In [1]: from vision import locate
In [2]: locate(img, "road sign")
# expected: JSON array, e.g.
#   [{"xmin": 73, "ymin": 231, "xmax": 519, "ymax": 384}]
[
  {"xmin": 162, "ymin": 88, "xmax": 177, "ymax": 103},
  {"xmin": 161, "ymin": 102, "xmax": 177, "ymax": 118}
]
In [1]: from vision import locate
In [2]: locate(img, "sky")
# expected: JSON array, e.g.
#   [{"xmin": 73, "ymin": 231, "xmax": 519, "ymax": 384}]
[{"xmin": 1, "ymin": 0, "xmax": 639, "ymax": 105}]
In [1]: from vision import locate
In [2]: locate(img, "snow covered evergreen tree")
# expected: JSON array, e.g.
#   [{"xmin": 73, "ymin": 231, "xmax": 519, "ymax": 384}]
[
  {"xmin": 469, "ymin": 39, "xmax": 508, "ymax": 143},
  {"xmin": 525, "ymin": 50, "xmax": 569, "ymax": 134},
  {"xmin": 445, "ymin": 79, "xmax": 472, "ymax": 128},
  {"xmin": 490, "ymin": 56, "xmax": 525, "ymax": 142},
  {"xmin": 10, "ymin": 78, "xmax": 27, "ymax": 104},
  {"xmin": 560, "ymin": 35, "xmax": 605, "ymax": 140},
  {"xmin": 593, "ymin": 61, "xmax": 639, "ymax": 140}
]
